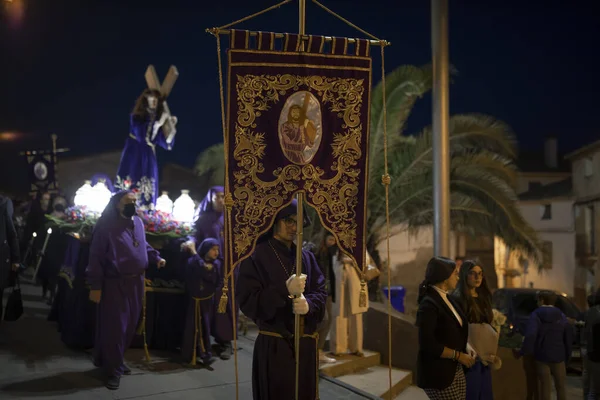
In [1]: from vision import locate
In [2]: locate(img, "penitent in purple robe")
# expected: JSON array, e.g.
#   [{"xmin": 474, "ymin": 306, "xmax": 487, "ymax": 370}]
[
  {"xmin": 193, "ymin": 186, "xmax": 224, "ymax": 249},
  {"xmin": 86, "ymin": 191, "xmax": 162, "ymax": 378},
  {"xmin": 192, "ymin": 186, "xmax": 238, "ymax": 346},
  {"xmin": 115, "ymin": 114, "xmax": 175, "ymax": 208},
  {"xmin": 237, "ymin": 238, "xmax": 326, "ymax": 400},
  {"xmin": 181, "ymin": 238, "xmax": 219, "ymax": 364}
]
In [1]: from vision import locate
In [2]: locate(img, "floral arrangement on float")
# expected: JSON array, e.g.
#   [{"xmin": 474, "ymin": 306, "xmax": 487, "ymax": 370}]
[{"xmin": 45, "ymin": 182, "xmax": 195, "ymax": 240}]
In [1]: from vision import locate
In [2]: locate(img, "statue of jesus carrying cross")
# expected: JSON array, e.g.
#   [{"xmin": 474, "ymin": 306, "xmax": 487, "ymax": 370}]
[{"xmin": 115, "ymin": 65, "xmax": 179, "ymax": 209}]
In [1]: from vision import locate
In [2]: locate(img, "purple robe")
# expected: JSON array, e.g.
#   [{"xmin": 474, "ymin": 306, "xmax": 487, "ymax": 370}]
[
  {"xmin": 211, "ymin": 257, "xmax": 239, "ymax": 344},
  {"xmin": 237, "ymin": 238, "xmax": 326, "ymax": 400},
  {"xmin": 181, "ymin": 238, "xmax": 219, "ymax": 364},
  {"xmin": 86, "ymin": 192, "xmax": 161, "ymax": 377},
  {"xmin": 193, "ymin": 186, "xmax": 225, "ymax": 249},
  {"xmin": 115, "ymin": 114, "xmax": 175, "ymax": 208}
]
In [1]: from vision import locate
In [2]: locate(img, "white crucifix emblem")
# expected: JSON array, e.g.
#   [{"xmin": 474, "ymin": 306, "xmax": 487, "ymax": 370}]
[{"xmin": 145, "ymin": 64, "xmax": 179, "ymax": 143}]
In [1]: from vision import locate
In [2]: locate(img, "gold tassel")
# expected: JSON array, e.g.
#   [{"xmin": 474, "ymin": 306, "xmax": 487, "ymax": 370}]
[
  {"xmin": 218, "ymin": 285, "xmax": 229, "ymax": 314},
  {"xmin": 359, "ymin": 280, "xmax": 367, "ymax": 308}
]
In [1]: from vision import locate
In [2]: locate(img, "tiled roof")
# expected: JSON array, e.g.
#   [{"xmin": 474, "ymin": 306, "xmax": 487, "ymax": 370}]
[{"xmin": 518, "ymin": 177, "xmax": 572, "ymax": 201}]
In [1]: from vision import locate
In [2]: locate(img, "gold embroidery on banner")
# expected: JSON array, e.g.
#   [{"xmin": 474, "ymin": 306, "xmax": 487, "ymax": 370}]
[
  {"xmin": 231, "ymin": 73, "xmax": 366, "ymax": 259},
  {"xmin": 331, "ymin": 37, "xmax": 336, "ymax": 54},
  {"xmin": 355, "ymin": 39, "xmax": 360, "ymax": 56},
  {"xmin": 365, "ymin": 40, "xmax": 371, "ymax": 57},
  {"xmin": 231, "ymin": 29, "xmax": 236, "ymax": 49},
  {"xmin": 307, "ymin": 35, "xmax": 313, "ymax": 52},
  {"xmin": 245, "ymin": 30, "xmax": 250, "ymax": 49},
  {"xmin": 258, "ymin": 32, "xmax": 263, "ymax": 49},
  {"xmin": 284, "ymin": 34, "xmax": 290, "ymax": 51},
  {"xmin": 319, "ymin": 39, "xmax": 325, "ymax": 54},
  {"xmin": 270, "ymin": 32, "xmax": 275, "ymax": 50},
  {"xmin": 343, "ymin": 38, "xmax": 348, "ymax": 55}
]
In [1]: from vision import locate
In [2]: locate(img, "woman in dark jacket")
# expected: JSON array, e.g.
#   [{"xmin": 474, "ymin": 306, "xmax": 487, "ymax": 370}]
[{"xmin": 416, "ymin": 256, "xmax": 476, "ymax": 399}]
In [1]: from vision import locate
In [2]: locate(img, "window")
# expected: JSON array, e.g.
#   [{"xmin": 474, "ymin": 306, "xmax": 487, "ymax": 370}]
[
  {"xmin": 542, "ymin": 241, "xmax": 553, "ymax": 269},
  {"xmin": 541, "ymin": 204, "xmax": 552, "ymax": 220},
  {"xmin": 584, "ymin": 158, "xmax": 593, "ymax": 178}
]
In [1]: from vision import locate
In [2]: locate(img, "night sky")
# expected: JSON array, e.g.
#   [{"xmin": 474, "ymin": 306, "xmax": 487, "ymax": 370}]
[{"xmin": 1, "ymin": 0, "xmax": 599, "ymax": 192}]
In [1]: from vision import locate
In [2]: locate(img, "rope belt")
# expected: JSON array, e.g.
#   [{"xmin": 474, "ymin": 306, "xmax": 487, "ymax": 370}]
[{"xmin": 258, "ymin": 330, "xmax": 318, "ymax": 340}]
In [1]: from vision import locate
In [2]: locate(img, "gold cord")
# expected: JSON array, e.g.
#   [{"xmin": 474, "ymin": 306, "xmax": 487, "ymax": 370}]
[
  {"xmin": 312, "ymin": 0, "xmax": 380, "ymax": 41},
  {"xmin": 210, "ymin": 0, "xmax": 292, "ymax": 32},
  {"xmin": 380, "ymin": 43, "xmax": 393, "ymax": 399}
]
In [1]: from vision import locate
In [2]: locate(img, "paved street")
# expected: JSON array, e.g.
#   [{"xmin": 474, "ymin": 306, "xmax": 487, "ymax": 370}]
[{"xmin": 0, "ymin": 282, "xmax": 370, "ymax": 400}]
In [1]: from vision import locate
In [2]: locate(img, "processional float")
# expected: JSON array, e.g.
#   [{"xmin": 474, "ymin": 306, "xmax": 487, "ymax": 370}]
[{"xmin": 207, "ymin": 1, "xmax": 394, "ymax": 398}]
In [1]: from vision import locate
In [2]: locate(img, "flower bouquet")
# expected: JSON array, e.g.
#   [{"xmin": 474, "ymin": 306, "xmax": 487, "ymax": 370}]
[
  {"xmin": 138, "ymin": 209, "xmax": 193, "ymax": 239},
  {"xmin": 45, "ymin": 205, "xmax": 99, "ymax": 234}
]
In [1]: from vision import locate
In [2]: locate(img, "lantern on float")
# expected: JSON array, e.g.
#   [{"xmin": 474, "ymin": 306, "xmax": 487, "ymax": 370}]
[
  {"xmin": 156, "ymin": 191, "xmax": 174, "ymax": 214},
  {"xmin": 89, "ymin": 180, "xmax": 112, "ymax": 213},
  {"xmin": 173, "ymin": 190, "xmax": 194, "ymax": 223},
  {"xmin": 74, "ymin": 180, "xmax": 93, "ymax": 207}
]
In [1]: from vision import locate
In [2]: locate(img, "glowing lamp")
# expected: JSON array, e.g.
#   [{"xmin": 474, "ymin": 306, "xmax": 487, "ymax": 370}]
[
  {"xmin": 173, "ymin": 190, "xmax": 194, "ymax": 223},
  {"xmin": 32, "ymin": 232, "xmax": 37, "ymax": 238},
  {"xmin": 156, "ymin": 191, "xmax": 174, "ymax": 214},
  {"xmin": 89, "ymin": 180, "xmax": 112, "ymax": 213},
  {"xmin": 74, "ymin": 180, "xmax": 93, "ymax": 207},
  {"xmin": 47, "ymin": 227, "xmax": 52, "ymax": 234}
]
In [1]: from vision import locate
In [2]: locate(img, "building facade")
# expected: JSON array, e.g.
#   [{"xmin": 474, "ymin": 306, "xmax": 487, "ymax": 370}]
[{"xmin": 566, "ymin": 140, "xmax": 600, "ymax": 306}]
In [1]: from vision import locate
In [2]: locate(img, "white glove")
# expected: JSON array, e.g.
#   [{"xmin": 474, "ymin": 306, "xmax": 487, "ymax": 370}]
[
  {"xmin": 293, "ymin": 294, "xmax": 309, "ymax": 315},
  {"xmin": 286, "ymin": 274, "xmax": 306, "ymax": 296}
]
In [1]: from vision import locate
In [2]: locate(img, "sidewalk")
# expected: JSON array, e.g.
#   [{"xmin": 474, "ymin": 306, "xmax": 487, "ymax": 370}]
[{"xmin": 0, "ymin": 282, "xmax": 369, "ymax": 399}]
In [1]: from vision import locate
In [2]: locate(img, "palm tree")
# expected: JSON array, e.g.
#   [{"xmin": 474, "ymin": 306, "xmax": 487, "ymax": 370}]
[
  {"xmin": 194, "ymin": 142, "xmax": 225, "ymax": 188},
  {"xmin": 366, "ymin": 65, "xmax": 539, "ymax": 271}
]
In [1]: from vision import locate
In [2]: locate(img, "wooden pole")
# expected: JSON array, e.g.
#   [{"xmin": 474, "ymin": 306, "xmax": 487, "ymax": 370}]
[
  {"xmin": 431, "ymin": 0, "xmax": 451, "ymax": 257},
  {"xmin": 295, "ymin": 5, "xmax": 306, "ymax": 400}
]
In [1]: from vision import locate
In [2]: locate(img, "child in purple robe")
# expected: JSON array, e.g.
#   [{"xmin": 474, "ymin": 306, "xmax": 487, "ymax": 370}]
[
  {"xmin": 180, "ymin": 238, "xmax": 220, "ymax": 365},
  {"xmin": 183, "ymin": 186, "xmax": 238, "ymax": 360},
  {"xmin": 115, "ymin": 89, "xmax": 178, "ymax": 208},
  {"xmin": 86, "ymin": 190, "xmax": 166, "ymax": 390},
  {"xmin": 237, "ymin": 200, "xmax": 327, "ymax": 400}
]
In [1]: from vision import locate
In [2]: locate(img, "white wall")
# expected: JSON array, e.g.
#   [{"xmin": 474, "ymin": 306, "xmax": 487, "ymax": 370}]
[
  {"xmin": 572, "ymin": 151, "xmax": 600, "ymax": 200},
  {"xmin": 376, "ymin": 225, "xmax": 458, "ymax": 315},
  {"xmin": 495, "ymin": 198, "xmax": 577, "ymax": 296},
  {"xmin": 519, "ymin": 199, "xmax": 574, "ymax": 231},
  {"xmin": 521, "ymin": 232, "xmax": 576, "ymax": 296}
]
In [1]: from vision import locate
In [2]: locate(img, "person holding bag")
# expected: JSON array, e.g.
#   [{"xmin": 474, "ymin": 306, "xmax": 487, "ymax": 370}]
[{"xmin": 453, "ymin": 260, "xmax": 500, "ymax": 400}]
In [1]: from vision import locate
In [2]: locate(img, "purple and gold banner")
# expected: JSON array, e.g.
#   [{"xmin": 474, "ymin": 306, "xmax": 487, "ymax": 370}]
[{"xmin": 225, "ymin": 30, "xmax": 372, "ymax": 270}]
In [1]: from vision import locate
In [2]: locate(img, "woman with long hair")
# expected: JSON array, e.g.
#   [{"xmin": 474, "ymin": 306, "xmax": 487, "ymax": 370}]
[
  {"xmin": 315, "ymin": 232, "xmax": 337, "ymax": 363},
  {"xmin": 453, "ymin": 260, "xmax": 498, "ymax": 400},
  {"xmin": 416, "ymin": 256, "xmax": 477, "ymax": 399}
]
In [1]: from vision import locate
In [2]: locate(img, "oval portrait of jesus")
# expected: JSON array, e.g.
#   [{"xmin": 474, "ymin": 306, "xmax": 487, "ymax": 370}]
[{"xmin": 278, "ymin": 91, "xmax": 323, "ymax": 165}]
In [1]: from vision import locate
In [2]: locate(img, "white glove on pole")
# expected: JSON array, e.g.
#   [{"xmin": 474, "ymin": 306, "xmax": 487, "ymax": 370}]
[
  {"xmin": 286, "ymin": 274, "xmax": 306, "ymax": 296},
  {"xmin": 293, "ymin": 294, "xmax": 309, "ymax": 315}
]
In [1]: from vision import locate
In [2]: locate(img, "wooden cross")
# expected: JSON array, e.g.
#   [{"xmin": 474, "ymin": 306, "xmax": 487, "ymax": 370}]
[{"xmin": 145, "ymin": 65, "xmax": 179, "ymax": 141}]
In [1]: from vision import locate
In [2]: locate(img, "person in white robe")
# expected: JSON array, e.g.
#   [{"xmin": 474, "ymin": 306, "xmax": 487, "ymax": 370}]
[{"xmin": 329, "ymin": 250, "xmax": 373, "ymax": 356}]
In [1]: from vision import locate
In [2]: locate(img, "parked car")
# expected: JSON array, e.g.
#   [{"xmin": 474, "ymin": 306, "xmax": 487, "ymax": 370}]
[{"xmin": 492, "ymin": 288, "xmax": 583, "ymax": 362}]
